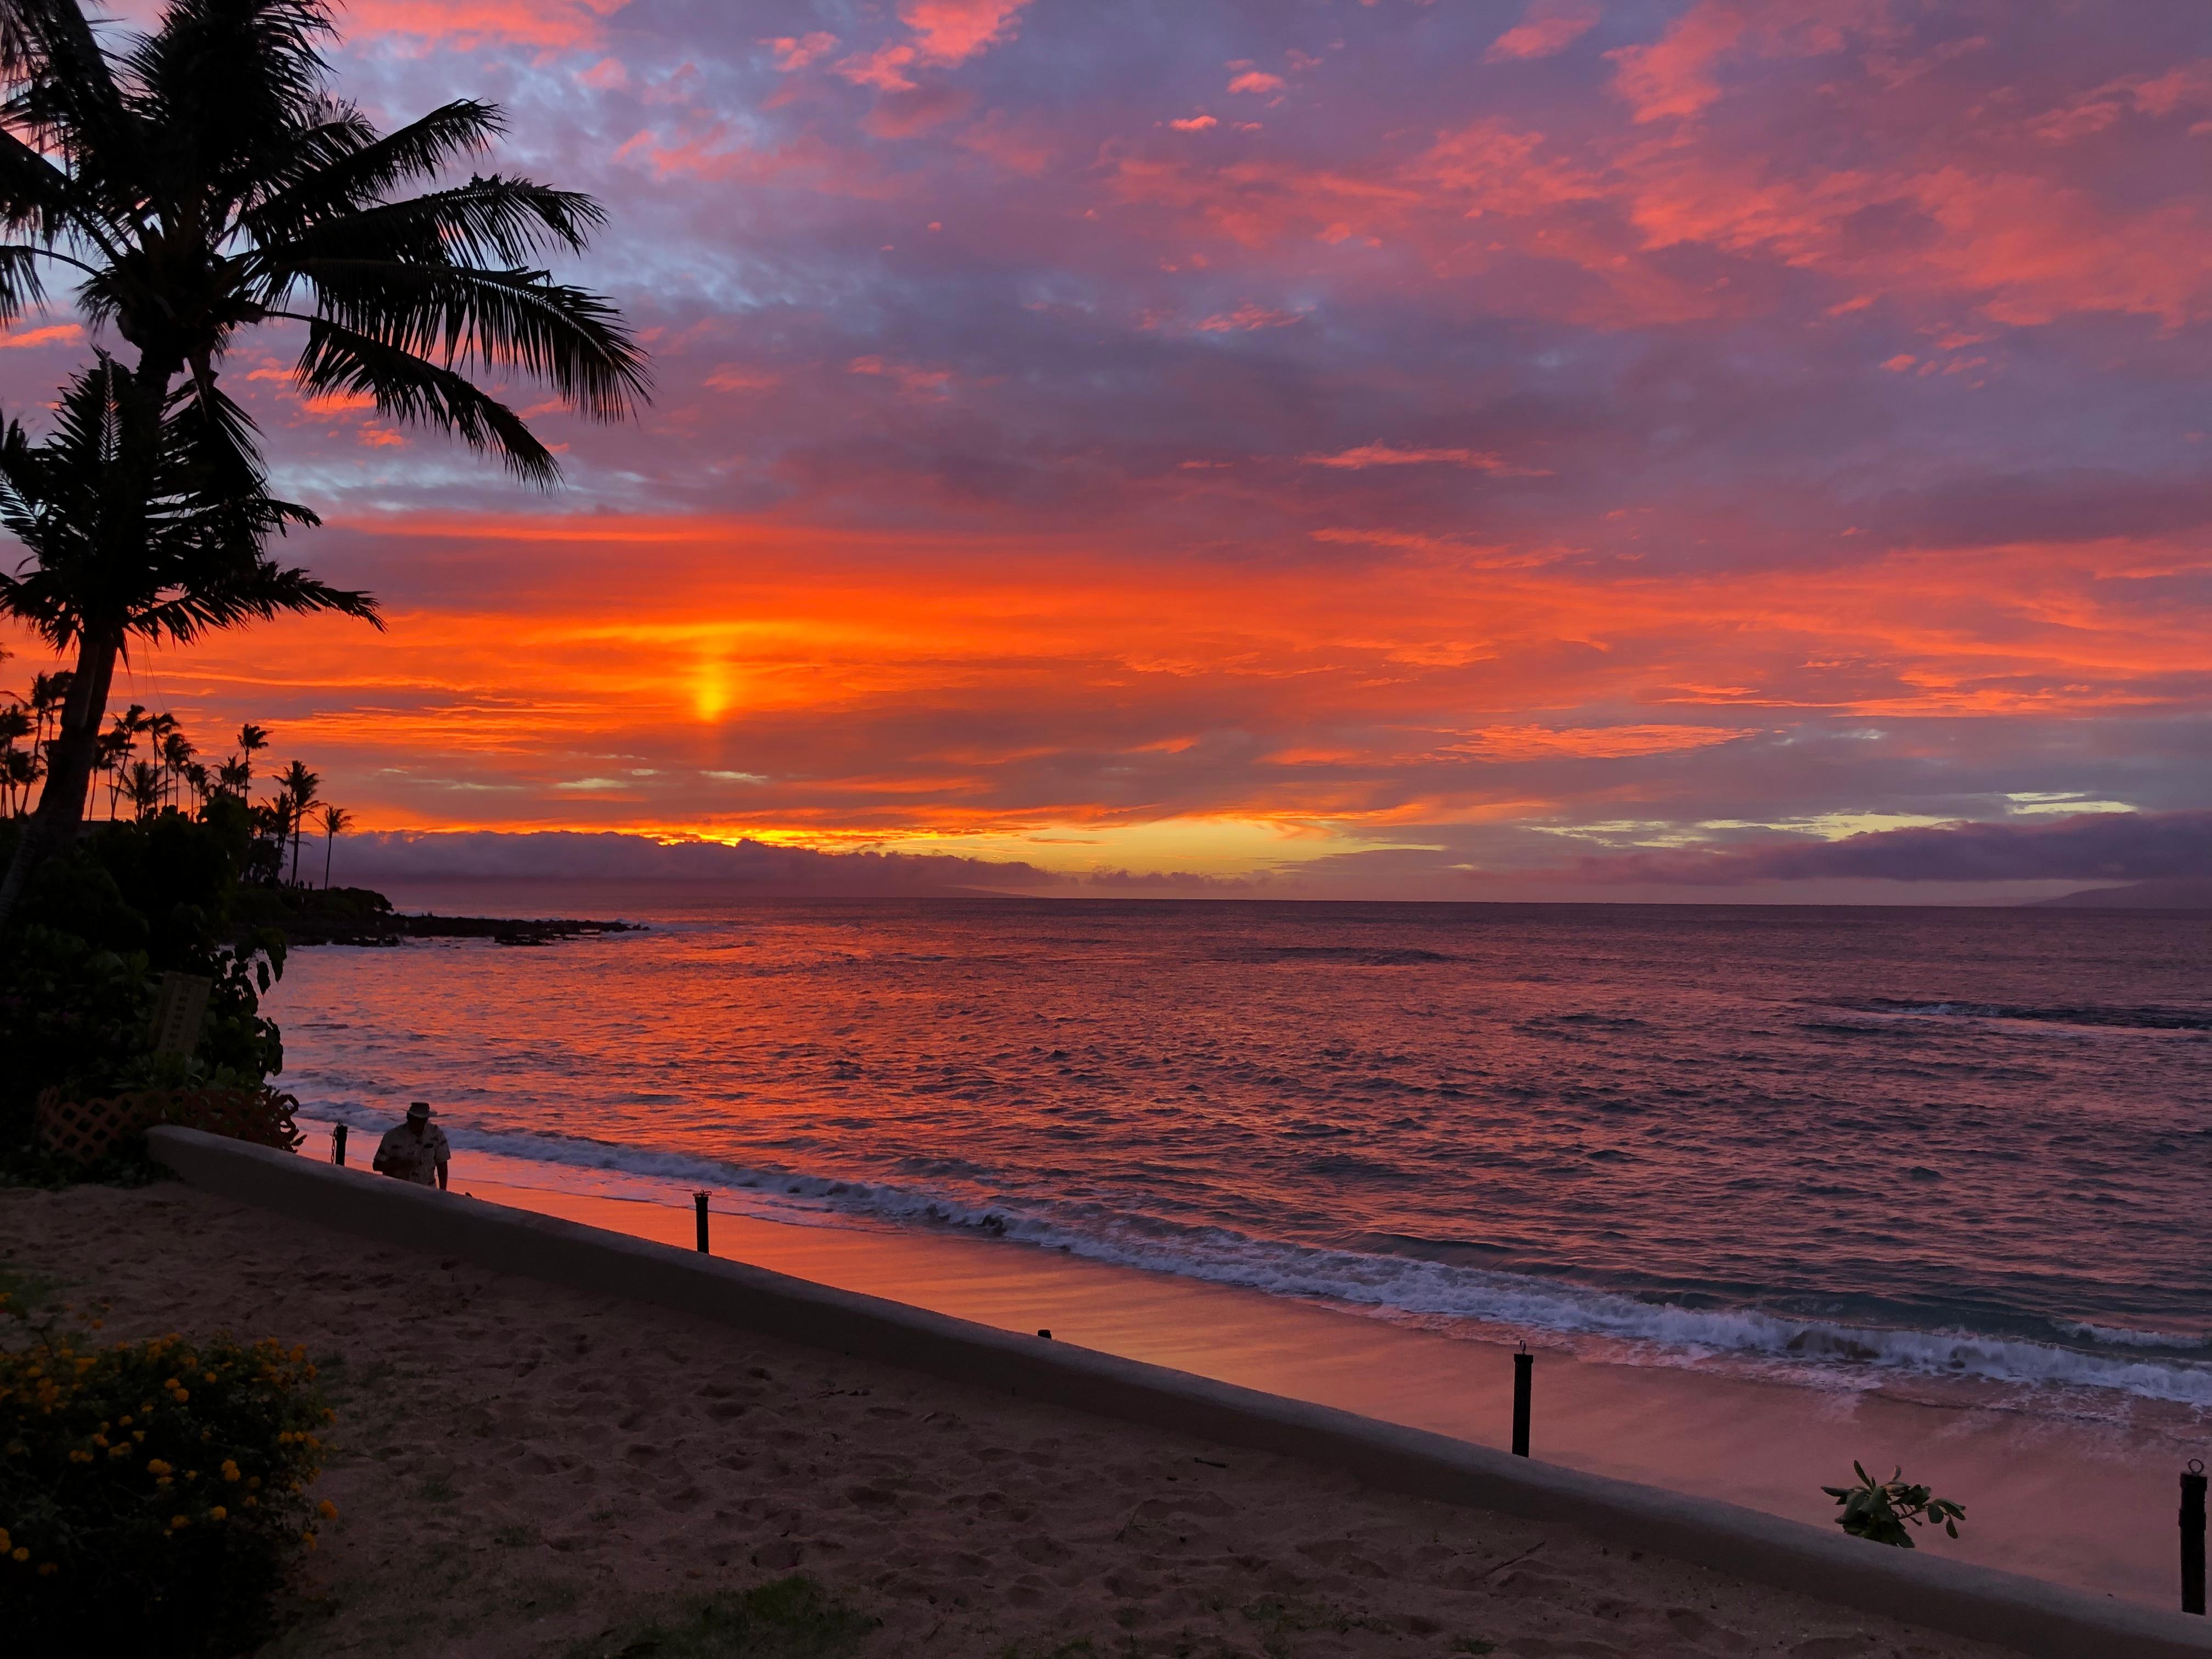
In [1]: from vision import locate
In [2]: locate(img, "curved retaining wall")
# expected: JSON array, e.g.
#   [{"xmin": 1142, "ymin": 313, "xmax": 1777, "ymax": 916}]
[{"xmin": 148, "ymin": 1126, "xmax": 2211, "ymax": 1659}]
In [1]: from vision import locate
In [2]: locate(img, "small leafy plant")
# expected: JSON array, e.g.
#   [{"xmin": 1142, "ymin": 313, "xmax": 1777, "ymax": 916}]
[
  {"xmin": 1822, "ymin": 1461, "xmax": 1966, "ymax": 1548},
  {"xmin": 0, "ymin": 1291, "xmax": 335, "ymax": 1655}
]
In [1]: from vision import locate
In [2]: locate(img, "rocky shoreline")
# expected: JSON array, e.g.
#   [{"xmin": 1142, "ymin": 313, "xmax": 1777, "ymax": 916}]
[{"xmin": 232, "ymin": 885, "xmax": 645, "ymax": 949}]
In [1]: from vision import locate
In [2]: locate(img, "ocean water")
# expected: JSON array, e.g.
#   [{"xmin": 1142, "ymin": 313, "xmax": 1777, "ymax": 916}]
[{"xmin": 265, "ymin": 894, "xmax": 2212, "ymax": 1416}]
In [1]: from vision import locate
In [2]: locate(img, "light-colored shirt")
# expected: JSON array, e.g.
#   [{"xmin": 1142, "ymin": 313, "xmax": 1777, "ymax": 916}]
[{"xmin": 374, "ymin": 1121, "xmax": 450, "ymax": 1186}]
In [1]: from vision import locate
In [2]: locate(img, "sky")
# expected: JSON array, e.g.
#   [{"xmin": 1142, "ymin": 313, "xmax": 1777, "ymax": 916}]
[{"xmin": 4, "ymin": 0, "xmax": 2211, "ymax": 900}]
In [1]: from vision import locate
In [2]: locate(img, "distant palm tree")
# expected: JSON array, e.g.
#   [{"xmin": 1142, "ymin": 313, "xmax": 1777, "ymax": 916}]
[
  {"xmin": 0, "ymin": 0, "xmax": 646, "ymax": 926},
  {"xmin": 319, "ymin": 803, "xmax": 351, "ymax": 889},
  {"xmin": 160, "ymin": 725, "xmax": 193, "ymax": 810},
  {"xmin": 102, "ymin": 702, "xmax": 151, "ymax": 819},
  {"xmin": 184, "ymin": 758, "xmax": 210, "ymax": 809},
  {"xmin": 279, "ymin": 758, "xmax": 319, "ymax": 884},
  {"xmin": 27, "ymin": 668, "xmax": 69, "ymax": 753},
  {"xmin": 125, "ymin": 757, "xmax": 163, "ymax": 820},
  {"xmin": 224, "ymin": 721, "xmax": 270, "ymax": 802},
  {"xmin": 1, "ymin": 740, "xmax": 38, "ymax": 817},
  {"xmin": 0, "ymin": 701, "xmax": 32, "ymax": 814}
]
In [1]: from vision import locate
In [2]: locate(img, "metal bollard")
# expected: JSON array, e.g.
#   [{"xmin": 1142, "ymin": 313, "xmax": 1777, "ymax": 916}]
[
  {"xmin": 694, "ymin": 1191, "xmax": 710, "ymax": 1254},
  {"xmin": 1511, "ymin": 1342, "xmax": 1533, "ymax": 1457},
  {"xmin": 2185, "ymin": 1458, "xmax": 2207, "ymax": 1617},
  {"xmin": 331, "ymin": 1123, "xmax": 347, "ymax": 1166}
]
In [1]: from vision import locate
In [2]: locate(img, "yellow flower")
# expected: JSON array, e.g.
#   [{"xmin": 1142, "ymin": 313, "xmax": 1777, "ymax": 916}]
[
  {"xmin": 119, "ymin": 1414, "xmax": 132, "ymax": 1426},
  {"xmin": 146, "ymin": 1459, "xmax": 172, "ymax": 1476},
  {"xmin": 318, "ymin": 1500, "xmax": 339, "ymax": 1521},
  {"xmin": 221, "ymin": 1460, "xmax": 240, "ymax": 1482},
  {"xmin": 170, "ymin": 1515, "xmax": 189, "ymax": 1531},
  {"xmin": 171, "ymin": 1388, "xmax": 189, "ymax": 1403},
  {"xmin": 208, "ymin": 1506, "xmax": 227, "ymax": 1522},
  {"xmin": 301, "ymin": 1531, "xmax": 318, "ymax": 1551},
  {"xmin": 0, "ymin": 1528, "xmax": 10, "ymax": 1551},
  {"xmin": 11, "ymin": 1547, "xmax": 27, "ymax": 1562},
  {"xmin": 36, "ymin": 1562, "xmax": 55, "ymax": 1577}
]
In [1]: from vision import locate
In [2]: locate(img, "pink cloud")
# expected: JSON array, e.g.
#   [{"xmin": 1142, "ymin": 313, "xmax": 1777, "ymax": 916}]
[
  {"xmin": 1170, "ymin": 114, "xmax": 1219, "ymax": 132},
  {"xmin": 1194, "ymin": 302, "xmax": 1305, "ymax": 332},
  {"xmin": 1228, "ymin": 70, "xmax": 1286, "ymax": 95},
  {"xmin": 900, "ymin": 0, "xmax": 1032, "ymax": 65},
  {"xmin": 1485, "ymin": 1, "xmax": 1600, "ymax": 65},
  {"xmin": 343, "ymin": 0, "xmax": 622, "ymax": 53},
  {"xmin": 849, "ymin": 356, "xmax": 954, "ymax": 399},
  {"xmin": 1608, "ymin": 0, "xmax": 1890, "ymax": 123},
  {"xmin": 766, "ymin": 32, "xmax": 839, "ymax": 72}
]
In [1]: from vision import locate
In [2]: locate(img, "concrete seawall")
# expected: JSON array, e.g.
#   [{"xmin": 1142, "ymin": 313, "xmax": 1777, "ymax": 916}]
[{"xmin": 148, "ymin": 1126, "xmax": 2212, "ymax": 1659}]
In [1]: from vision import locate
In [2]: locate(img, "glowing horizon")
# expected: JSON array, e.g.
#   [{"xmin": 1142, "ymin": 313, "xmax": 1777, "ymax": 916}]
[{"xmin": 4, "ymin": 1, "xmax": 2209, "ymax": 896}]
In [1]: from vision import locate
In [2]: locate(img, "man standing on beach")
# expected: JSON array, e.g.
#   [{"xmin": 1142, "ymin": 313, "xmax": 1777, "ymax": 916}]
[{"xmin": 372, "ymin": 1102, "xmax": 451, "ymax": 1190}]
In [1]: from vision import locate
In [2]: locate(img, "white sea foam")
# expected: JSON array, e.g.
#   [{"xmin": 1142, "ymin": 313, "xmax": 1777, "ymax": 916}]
[{"xmin": 301, "ymin": 1110, "xmax": 2212, "ymax": 1409}]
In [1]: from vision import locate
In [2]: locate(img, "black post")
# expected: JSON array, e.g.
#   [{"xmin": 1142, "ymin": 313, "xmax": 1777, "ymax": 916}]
[
  {"xmin": 694, "ymin": 1191, "xmax": 710, "ymax": 1255},
  {"xmin": 1511, "ymin": 1343, "xmax": 1532, "ymax": 1457},
  {"xmin": 2185, "ymin": 1458, "xmax": 2207, "ymax": 1617},
  {"xmin": 331, "ymin": 1123, "xmax": 347, "ymax": 1166}
]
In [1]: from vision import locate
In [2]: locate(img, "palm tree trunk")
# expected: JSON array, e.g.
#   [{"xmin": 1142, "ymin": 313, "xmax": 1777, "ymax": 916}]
[
  {"xmin": 0, "ymin": 628, "xmax": 121, "ymax": 929},
  {"xmin": 324, "ymin": 826, "xmax": 335, "ymax": 889}
]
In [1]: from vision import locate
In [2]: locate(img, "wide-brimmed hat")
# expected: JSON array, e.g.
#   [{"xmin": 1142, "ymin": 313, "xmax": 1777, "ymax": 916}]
[{"xmin": 406, "ymin": 1101, "xmax": 431, "ymax": 1121}]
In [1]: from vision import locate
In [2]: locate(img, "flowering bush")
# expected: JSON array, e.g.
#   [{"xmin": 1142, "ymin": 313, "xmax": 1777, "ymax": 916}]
[{"xmin": 1, "ymin": 1294, "xmax": 335, "ymax": 1655}]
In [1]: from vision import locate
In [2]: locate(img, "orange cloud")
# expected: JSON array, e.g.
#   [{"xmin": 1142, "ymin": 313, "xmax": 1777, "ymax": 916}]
[
  {"xmin": 1302, "ymin": 445, "xmax": 1539, "ymax": 473},
  {"xmin": 0, "ymin": 323, "xmax": 84, "ymax": 349}
]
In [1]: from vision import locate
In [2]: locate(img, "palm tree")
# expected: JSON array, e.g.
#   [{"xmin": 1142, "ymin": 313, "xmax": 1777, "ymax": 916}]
[
  {"xmin": 159, "ymin": 721, "xmax": 193, "ymax": 809},
  {"xmin": 124, "ymin": 755, "xmax": 163, "ymax": 819},
  {"xmin": 0, "ymin": 699, "xmax": 31, "ymax": 813},
  {"xmin": 0, "ymin": 358, "xmax": 374, "ymax": 896},
  {"xmin": 103, "ymin": 701, "xmax": 150, "ymax": 819},
  {"xmin": 1, "ymin": 737, "xmax": 37, "ymax": 816},
  {"xmin": 235, "ymin": 722, "xmax": 268, "ymax": 790},
  {"xmin": 215, "ymin": 753, "xmax": 250, "ymax": 798},
  {"xmin": 319, "ymin": 800, "xmax": 348, "ymax": 888},
  {"xmin": 0, "ymin": 0, "xmax": 646, "ymax": 923},
  {"xmin": 279, "ymin": 757, "xmax": 318, "ymax": 884}
]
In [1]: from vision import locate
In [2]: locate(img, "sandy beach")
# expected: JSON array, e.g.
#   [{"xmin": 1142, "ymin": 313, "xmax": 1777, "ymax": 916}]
[{"xmin": 1, "ymin": 1180, "xmax": 2018, "ymax": 1659}]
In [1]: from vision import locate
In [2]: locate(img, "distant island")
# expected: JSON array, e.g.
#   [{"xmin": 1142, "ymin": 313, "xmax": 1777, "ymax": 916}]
[
  {"xmin": 233, "ymin": 885, "xmax": 646, "ymax": 947},
  {"xmin": 2035, "ymin": 877, "xmax": 2212, "ymax": 911}
]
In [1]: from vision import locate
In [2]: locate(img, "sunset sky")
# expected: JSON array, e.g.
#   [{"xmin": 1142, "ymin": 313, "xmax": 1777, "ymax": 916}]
[{"xmin": 5, "ymin": 0, "xmax": 2211, "ymax": 899}]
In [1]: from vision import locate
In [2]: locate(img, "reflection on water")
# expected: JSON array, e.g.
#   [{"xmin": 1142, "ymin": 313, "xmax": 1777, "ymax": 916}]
[{"xmin": 268, "ymin": 893, "xmax": 2212, "ymax": 1415}]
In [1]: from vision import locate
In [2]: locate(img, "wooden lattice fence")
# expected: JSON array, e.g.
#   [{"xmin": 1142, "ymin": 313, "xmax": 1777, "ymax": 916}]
[{"xmin": 34, "ymin": 1086, "xmax": 304, "ymax": 1164}]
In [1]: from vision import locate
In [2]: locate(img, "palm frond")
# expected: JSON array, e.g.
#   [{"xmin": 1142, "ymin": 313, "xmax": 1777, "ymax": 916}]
[
  {"xmin": 291, "ymin": 314, "xmax": 561, "ymax": 483},
  {"xmin": 262, "ymin": 172, "xmax": 605, "ymax": 267},
  {"xmin": 0, "ymin": 240, "xmax": 43, "ymax": 322},
  {"xmin": 241, "ymin": 98, "xmax": 504, "ymax": 241},
  {"xmin": 292, "ymin": 259, "xmax": 648, "ymax": 421}
]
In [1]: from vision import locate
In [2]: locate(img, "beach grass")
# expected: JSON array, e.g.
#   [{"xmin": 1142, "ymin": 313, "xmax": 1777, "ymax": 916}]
[{"xmin": 565, "ymin": 1575, "xmax": 877, "ymax": 1658}]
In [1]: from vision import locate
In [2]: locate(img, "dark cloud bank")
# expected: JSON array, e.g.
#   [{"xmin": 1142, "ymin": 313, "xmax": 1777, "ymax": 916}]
[{"xmin": 338, "ymin": 812, "xmax": 2212, "ymax": 906}]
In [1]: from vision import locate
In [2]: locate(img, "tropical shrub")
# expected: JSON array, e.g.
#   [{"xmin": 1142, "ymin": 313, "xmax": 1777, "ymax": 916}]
[
  {"xmin": 0, "ymin": 1298, "xmax": 335, "ymax": 1656},
  {"xmin": 1821, "ymin": 1461, "xmax": 1966, "ymax": 1547}
]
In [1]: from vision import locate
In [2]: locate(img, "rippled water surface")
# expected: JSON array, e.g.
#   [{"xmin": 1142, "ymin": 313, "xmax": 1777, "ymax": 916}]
[{"xmin": 267, "ymin": 893, "xmax": 2212, "ymax": 1410}]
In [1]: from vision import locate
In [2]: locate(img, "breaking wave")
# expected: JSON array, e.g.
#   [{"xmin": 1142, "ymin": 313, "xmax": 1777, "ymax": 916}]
[{"xmin": 302, "ymin": 1109, "xmax": 2212, "ymax": 1409}]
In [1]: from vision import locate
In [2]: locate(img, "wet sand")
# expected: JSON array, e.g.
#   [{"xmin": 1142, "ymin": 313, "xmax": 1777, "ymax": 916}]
[{"xmin": 1, "ymin": 1178, "xmax": 2023, "ymax": 1659}]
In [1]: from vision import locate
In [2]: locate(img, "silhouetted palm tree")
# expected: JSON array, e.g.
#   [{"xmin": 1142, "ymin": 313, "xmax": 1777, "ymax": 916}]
[
  {"xmin": 279, "ymin": 757, "xmax": 318, "ymax": 884},
  {"xmin": 319, "ymin": 801, "xmax": 349, "ymax": 888},
  {"xmin": 0, "ymin": 359, "xmax": 371, "ymax": 864},
  {"xmin": 0, "ymin": 0, "xmax": 646, "ymax": 924},
  {"xmin": 125, "ymin": 756, "xmax": 163, "ymax": 819}
]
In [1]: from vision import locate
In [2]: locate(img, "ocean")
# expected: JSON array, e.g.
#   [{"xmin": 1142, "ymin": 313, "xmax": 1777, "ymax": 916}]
[{"xmin": 267, "ymin": 894, "xmax": 2212, "ymax": 1420}]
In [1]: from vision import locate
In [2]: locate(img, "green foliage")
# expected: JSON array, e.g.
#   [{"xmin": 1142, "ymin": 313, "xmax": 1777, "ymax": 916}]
[
  {"xmin": 0, "ymin": 810, "xmax": 287, "ymax": 1181},
  {"xmin": 567, "ymin": 1576, "xmax": 878, "ymax": 1659},
  {"xmin": 0, "ymin": 1299, "xmax": 335, "ymax": 1657},
  {"xmin": 1821, "ymin": 1462, "xmax": 1966, "ymax": 1548}
]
